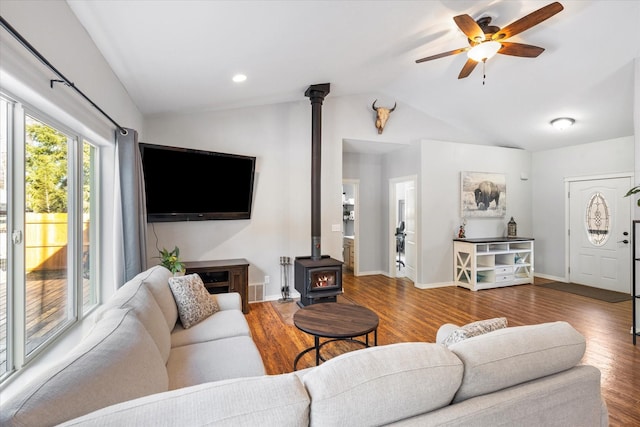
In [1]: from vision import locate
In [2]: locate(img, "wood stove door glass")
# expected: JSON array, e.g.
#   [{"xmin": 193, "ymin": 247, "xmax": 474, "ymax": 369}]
[{"xmin": 310, "ymin": 270, "xmax": 336, "ymax": 290}]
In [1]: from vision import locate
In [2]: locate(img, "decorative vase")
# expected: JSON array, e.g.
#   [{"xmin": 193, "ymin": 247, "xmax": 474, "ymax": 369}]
[{"xmin": 508, "ymin": 217, "xmax": 517, "ymax": 238}]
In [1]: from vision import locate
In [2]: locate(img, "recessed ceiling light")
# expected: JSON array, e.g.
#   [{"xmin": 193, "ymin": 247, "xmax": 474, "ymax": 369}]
[
  {"xmin": 232, "ymin": 74, "xmax": 247, "ymax": 83},
  {"xmin": 550, "ymin": 117, "xmax": 575, "ymax": 130}
]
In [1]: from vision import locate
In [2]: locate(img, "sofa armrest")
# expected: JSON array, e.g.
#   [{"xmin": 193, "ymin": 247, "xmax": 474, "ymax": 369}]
[
  {"xmin": 436, "ymin": 323, "xmax": 459, "ymax": 344},
  {"xmin": 214, "ymin": 292, "xmax": 242, "ymax": 311}
]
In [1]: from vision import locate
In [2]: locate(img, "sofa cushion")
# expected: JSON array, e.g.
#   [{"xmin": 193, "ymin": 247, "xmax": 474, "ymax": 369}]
[
  {"xmin": 169, "ymin": 273, "xmax": 219, "ymax": 328},
  {"xmin": 166, "ymin": 336, "xmax": 266, "ymax": 389},
  {"xmin": 302, "ymin": 342, "xmax": 463, "ymax": 426},
  {"xmin": 125, "ymin": 284, "xmax": 172, "ymax": 362},
  {"xmin": 390, "ymin": 365, "xmax": 605, "ymax": 427},
  {"xmin": 93, "ymin": 268, "xmax": 172, "ymax": 362},
  {"xmin": 442, "ymin": 317, "xmax": 508, "ymax": 347},
  {"xmin": 142, "ymin": 265, "xmax": 179, "ymax": 330},
  {"xmin": 0, "ymin": 309, "xmax": 168, "ymax": 427},
  {"xmin": 449, "ymin": 321, "xmax": 586, "ymax": 403},
  {"xmin": 171, "ymin": 308, "xmax": 251, "ymax": 348},
  {"xmin": 59, "ymin": 374, "xmax": 310, "ymax": 427}
]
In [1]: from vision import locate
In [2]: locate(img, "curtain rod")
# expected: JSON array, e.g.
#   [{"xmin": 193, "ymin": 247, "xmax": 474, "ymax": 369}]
[{"xmin": 0, "ymin": 15, "xmax": 128, "ymax": 135}]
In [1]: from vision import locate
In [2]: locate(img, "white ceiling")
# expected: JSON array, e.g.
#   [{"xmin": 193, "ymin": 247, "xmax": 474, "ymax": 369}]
[{"xmin": 67, "ymin": 0, "xmax": 640, "ymax": 152}]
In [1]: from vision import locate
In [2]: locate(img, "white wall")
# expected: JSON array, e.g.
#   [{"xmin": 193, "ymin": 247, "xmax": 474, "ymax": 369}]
[
  {"xmin": 0, "ymin": 1, "xmax": 144, "ymax": 303},
  {"xmin": 0, "ymin": 1, "xmax": 143, "ymax": 137},
  {"xmin": 0, "ymin": 0, "xmax": 143, "ymax": 395},
  {"xmin": 419, "ymin": 140, "xmax": 533, "ymax": 286},
  {"xmin": 382, "ymin": 143, "xmax": 421, "ymax": 274},
  {"xmin": 144, "ymin": 100, "xmax": 338, "ymax": 298},
  {"xmin": 343, "ymin": 152, "xmax": 385, "ymax": 274},
  {"xmin": 532, "ymin": 136, "xmax": 634, "ymax": 279},
  {"xmin": 145, "ymin": 93, "xmax": 635, "ymax": 293},
  {"xmin": 144, "ymin": 94, "xmax": 461, "ymax": 298}
]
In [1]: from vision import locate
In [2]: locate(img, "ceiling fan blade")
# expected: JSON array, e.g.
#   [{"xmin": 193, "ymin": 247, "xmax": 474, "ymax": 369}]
[
  {"xmin": 492, "ymin": 2, "xmax": 564, "ymax": 41},
  {"xmin": 458, "ymin": 59, "xmax": 478, "ymax": 79},
  {"xmin": 453, "ymin": 14, "xmax": 485, "ymax": 42},
  {"xmin": 415, "ymin": 47, "xmax": 468, "ymax": 63},
  {"xmin": 498, "ymin": 42, "xmax": 545, "ymax": 57}
]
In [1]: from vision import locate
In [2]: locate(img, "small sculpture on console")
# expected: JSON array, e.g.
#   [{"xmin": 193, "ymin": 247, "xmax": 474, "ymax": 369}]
[{"xmin": 458, "ymin": 219, "xmax": 466, "ymax": 239}]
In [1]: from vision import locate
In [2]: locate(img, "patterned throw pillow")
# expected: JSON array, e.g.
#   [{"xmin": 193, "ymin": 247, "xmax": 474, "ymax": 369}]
[
  {"xmin": 168, "ymin": 273, "xmax": 219, "ymax": 329},
  {"xmin": 442, "ymin": 317, "xmax": 508, "ymax": 347}
]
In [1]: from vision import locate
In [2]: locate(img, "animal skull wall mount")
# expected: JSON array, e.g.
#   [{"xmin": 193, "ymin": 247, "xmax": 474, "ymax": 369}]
[{"xmin": 372, "ymin": 100, "xmax": 396, "ymax": 134}]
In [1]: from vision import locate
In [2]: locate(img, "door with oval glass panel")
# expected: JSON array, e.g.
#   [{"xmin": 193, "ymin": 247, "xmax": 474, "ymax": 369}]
[{"xmin": 568, "ymin": 176, "xmax": 631, "ymax": 293}]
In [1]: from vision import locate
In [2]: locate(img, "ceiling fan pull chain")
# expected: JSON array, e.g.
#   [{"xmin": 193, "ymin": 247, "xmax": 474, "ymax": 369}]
[{"xmin": 482, "ymin": 59, "xmax": 487, "ymax": 85}]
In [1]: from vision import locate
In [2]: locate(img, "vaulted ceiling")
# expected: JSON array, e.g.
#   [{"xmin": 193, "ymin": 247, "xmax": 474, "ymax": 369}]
[{"xmin": 67, "ymin": 0, "xmax": 640, "ymax": 152}]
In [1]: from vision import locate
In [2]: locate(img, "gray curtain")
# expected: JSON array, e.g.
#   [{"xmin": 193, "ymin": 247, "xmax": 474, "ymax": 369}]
[{"xmin": 115, "ymin": 127, "xmax": 147, "ymax": 283}]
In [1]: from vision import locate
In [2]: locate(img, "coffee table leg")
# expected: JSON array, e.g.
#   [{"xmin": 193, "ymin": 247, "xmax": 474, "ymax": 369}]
[{"xmin": 315, "ymin": 335, "xmax": 320, "ymax": 365}]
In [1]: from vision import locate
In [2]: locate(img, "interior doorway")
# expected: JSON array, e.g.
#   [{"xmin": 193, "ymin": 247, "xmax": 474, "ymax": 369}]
[
  {"xmin": 567, "ymin": 175, "xmax": 632, "ymax": 293},
  {"xmin": 342, "ymin": 180, "xmax": 359, "ymax": 275},
  {"xmin": 390, "ymin": 176, "xmax": 417, "ymax": 282}
]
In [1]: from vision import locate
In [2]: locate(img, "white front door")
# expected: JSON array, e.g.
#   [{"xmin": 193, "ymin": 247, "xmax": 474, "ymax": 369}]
[{"xmin": 568, "ymin": 176, "xmax": 631, "ymax": 293}]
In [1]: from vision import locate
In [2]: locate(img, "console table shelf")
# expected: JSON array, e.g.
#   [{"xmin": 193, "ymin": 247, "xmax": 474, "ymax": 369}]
[
  {"xmin": 184, "ymin": 258, "xmax": 250, "ymax": 314},
  {"xmin": 453, "ymin": 238, "xmax": 534, "ymax": 291}
]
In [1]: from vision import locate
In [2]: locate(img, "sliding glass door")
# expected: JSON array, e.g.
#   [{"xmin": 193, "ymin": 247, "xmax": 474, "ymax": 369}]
[
  {"xmin": 24, "ymin": 115, "xmax": 73, "ymax": 356},
  {"xmin": 0, "ymin": 98, "xmax": 8, "ymax": 376},
  {"xmin": 0, "ymin": 93, "xmax": 99, "ymax": 382}
]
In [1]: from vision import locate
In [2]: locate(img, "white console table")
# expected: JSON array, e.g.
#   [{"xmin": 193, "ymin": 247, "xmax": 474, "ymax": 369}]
[{"xmin": 453, "ymin": 237, "xmax": 534, "ymax": 291}]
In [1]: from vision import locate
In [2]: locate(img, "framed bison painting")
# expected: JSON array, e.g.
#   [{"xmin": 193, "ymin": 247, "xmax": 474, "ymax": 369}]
[{"xmin": 461, "ymin": 171, "xmax": 506, "ymax": 218}]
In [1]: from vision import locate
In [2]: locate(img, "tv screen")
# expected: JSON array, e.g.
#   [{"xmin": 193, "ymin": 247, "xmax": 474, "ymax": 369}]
[{"xmin": 139, "ymin": 143, "xmax": 256, "ymax": 222}]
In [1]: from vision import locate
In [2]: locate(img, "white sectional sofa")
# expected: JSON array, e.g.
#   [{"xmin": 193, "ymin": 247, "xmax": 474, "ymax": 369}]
[
  {"xmin": 1, "ymin": 266, "xmax": 608, "ymax": 426},
  {"xmin": 0, "ymin": 266, "xmax": 265, "ymax": 426},
  {"xmin": 60, "ymin": 321, "xmax": 607, "ymax": 427}
]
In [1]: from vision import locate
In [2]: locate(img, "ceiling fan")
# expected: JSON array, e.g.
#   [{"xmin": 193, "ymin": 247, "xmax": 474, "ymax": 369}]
[{"xmin": 416, "ymin": 2, "xmax": 564, "ymax": 79}]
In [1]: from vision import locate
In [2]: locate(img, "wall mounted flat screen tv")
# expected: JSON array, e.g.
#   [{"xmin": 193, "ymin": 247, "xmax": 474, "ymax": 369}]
[{"xmin": 139, "ymin": 143, "xmax": 256, "ymax": 222}]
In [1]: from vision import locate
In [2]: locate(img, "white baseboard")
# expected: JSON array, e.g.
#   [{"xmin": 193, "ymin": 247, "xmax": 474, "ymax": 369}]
[
  {"xmin": 414, "ymin": 281, "xmax": 455, "ymax": 290},
  {"xmin": 356, "ymin": 270, "xmax": 388, "ymax": 276},
  {"xmin": 534, "ymin": 273, "xmax": 566, "ymax": 282},
  {"xmin": 262, "ymin": 289, "xmax": 300, "ymax": 303}
]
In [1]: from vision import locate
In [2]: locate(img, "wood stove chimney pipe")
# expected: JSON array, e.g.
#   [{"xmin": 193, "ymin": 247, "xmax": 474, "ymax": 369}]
[{"xmin": 304, "ymin": 83, "xmax": 330, "ymax": 261}]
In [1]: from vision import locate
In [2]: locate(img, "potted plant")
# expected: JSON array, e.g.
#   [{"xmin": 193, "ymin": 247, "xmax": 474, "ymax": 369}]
[{"xmin": 158, "ymin": 246, "xmax": 185, "ymax": 275}]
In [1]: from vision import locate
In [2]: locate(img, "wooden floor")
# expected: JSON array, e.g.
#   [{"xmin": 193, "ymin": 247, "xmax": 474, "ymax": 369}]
[{"xmin": 246, "ymin": 272, "xmax": 640, "ymax": 427}]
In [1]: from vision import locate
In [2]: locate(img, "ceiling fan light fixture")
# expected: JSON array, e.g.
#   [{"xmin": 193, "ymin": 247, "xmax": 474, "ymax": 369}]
[
  {"xmin": 550, "ymin": 117, "xmax": 575, "ymax": 130},
  {"xmin": 467, "ymin": 41, "xmax": 501, "ymax": 62}
]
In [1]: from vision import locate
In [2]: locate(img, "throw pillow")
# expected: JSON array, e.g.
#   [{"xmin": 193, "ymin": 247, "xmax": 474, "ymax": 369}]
[
  {"xmin": 168, "ymin": 273, "xmax": 219, "ymax": 328},
  {"xmin": 442, "ymin": 317, "xmax": 508, "ymax": 347}
]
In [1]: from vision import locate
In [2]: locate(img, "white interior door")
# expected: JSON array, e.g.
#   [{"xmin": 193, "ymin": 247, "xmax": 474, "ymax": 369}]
[
  {"xmin": 390, "ymin": 177, "xmax": 417, "ymax": 282},
  {"xmin": 403, "ymin": 181, "xmax": 417, "ymax": 282},
  {"xmin": 569, "ymin": 176, "xmax": 631, "ymax": 293}
]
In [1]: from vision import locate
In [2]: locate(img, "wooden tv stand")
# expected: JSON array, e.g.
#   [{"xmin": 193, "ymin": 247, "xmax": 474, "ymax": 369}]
[{"xmin": 183, "ymin": 258, "xmax": 250, "ymax": 313}]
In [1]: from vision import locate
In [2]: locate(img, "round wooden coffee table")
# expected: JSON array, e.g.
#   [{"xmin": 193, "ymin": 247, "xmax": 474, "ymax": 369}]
[{"xmin": 293, "ymin": 302, "xmax": 379, "ymax": 370}]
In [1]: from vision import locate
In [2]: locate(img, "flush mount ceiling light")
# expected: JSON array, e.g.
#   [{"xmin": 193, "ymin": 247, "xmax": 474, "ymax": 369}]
[
  {"xmin": 467, "ymin": 40, "xmax": 502, "ymax": 62},
  {"xmin": 232, "ymin": 74, "xmax": 247, "ymax": 83},
  {"xmin": 550, "ymin": 117, "xmax": 575, "ymax": 130}
]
